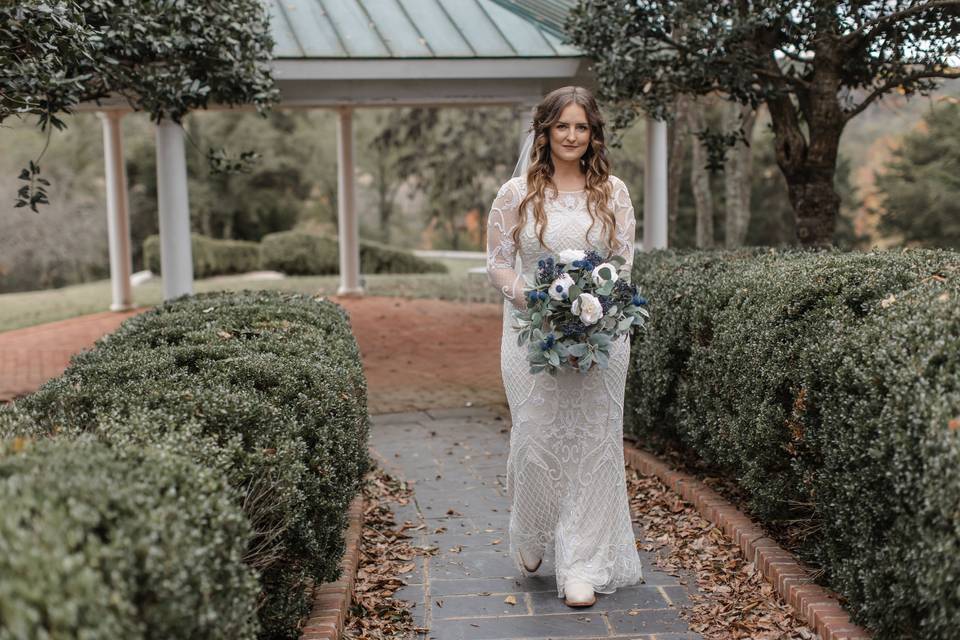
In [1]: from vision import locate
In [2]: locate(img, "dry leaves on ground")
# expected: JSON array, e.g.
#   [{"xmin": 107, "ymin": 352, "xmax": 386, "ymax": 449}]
[
  {"xmin": 343, "ymin": 465, "xmax": 436, "ymax": 639},
  {"xmin": 627, "ymin": 469, "xmax": 817, "ymax": 640}
]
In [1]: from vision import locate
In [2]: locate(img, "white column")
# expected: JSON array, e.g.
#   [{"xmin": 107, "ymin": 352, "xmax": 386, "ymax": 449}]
[
  {"xmin": 336, "ymin": 106, "xmax": 363, "ymax": 296},
  {"xmin": 98, "ymin": 110, "xmax": 134, "ymax": 311},
  {"xmin": 643, "ymin": 117, "xmax": 669, "ymax": 250},
  {"xmin": 155, "ymin": 119, "xmax": 194, "ymax": 300}
]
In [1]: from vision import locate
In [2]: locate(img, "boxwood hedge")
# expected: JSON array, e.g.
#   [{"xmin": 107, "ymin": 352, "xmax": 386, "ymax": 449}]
[
  {"xmin": 259, "ymin": 230, "xmax": 448, "ymax": 276},
  {"xmin": 626, "ymin": 247, "xmax": 960, "ymax": 639},
  {"xmin": 143, "ymin": 233, "xmax": 261, "ymax": 277},
  {"xmin": 0, "ymin": 435, "xmax": 259, "ymax": 640},
  {"xmin": 9, "ymin": 290, "xmax": 372, "ymax": 640}
]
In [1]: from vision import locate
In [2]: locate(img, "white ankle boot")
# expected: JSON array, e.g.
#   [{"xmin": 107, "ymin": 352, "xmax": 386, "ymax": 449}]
[
  {"xmin": 563, "ymin": 580, "xmax": 596, "ymax": 607},
  {"xmin": 518, "ymin": 547, "xmax": 542, "ymax": 573}
]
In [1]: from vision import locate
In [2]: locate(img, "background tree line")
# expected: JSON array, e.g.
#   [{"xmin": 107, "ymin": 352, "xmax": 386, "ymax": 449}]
[{"xmin": 3, "ymin": 90, "xmax": 956, "ymax": 293}]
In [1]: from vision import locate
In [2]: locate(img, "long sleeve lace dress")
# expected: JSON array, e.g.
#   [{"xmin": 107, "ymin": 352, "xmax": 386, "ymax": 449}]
[{"xmin": 485, "ymin": 174, "xmax": 644, "ymax": 600}]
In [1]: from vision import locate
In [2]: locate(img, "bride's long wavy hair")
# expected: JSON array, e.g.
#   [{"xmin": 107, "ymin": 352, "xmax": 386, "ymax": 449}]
[{"xmin": 512, "ymin": 86, "xmax": 615, "ymax": 253}]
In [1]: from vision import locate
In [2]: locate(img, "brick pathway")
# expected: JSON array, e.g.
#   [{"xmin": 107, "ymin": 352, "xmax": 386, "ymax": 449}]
[
  {"xmin": 0, "ymin": 297, "xmax": 505, "ymax": 413},
  {"xmin": 370, "ymin": 406, "xmax": 703, "ymax": 640},
  {"xmin": 0, "ymin": 309, "xmax": 143, "ymax": 401}
]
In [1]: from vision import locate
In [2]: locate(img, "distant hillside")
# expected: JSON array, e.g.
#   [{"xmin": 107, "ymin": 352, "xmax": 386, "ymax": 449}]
[{"xmin": 839, "ymin": 83, "xmax": 960, "ymax": 246}]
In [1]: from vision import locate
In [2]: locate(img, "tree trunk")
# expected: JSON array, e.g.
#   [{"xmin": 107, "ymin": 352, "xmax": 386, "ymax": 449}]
[
  {"xmin": 375, "ymin": 155, "xmax": 393, "ymax": 244},
  {"xmin": 760, "ymin": 24, "xmax": 845, "ymax": 247},
  {"xmin": 723, "ymin": 102, "xmax": 758, "ymax": 248},
  {"xmin": 668, "ymin": 94, "xmax": 690, "ymax": 248},
  {"xmin": 687, "ymin": 100, "xmax": 714, "ymax": 248},
  {"xmin": 784, "ymin": 168, "xmax": 841, "ymax": 244}
]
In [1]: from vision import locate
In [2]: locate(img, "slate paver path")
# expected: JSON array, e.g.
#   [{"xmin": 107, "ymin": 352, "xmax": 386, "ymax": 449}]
[{"xmin": 370, "ymin": 406, "xmax": 704, "ymax": 640}]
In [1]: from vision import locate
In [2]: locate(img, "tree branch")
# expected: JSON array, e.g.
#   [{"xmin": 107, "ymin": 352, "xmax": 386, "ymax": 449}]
[
  {"xmin": 753, "ymin": 65, "xmax": 813, "ymax": 90},
  {"xmin": 844, "ymin": 68, "xmax": 960, "ymax": 121},
  {"xmin": 776, "ymin": 47, "xmax": 814, "ymax": 64},
  {"xmin": 842, "ymin": 0, "xmax": 960, "ymax": 46}
]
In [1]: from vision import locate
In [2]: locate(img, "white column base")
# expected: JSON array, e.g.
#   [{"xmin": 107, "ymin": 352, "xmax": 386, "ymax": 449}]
[
  {"xmin": 99, "ymin": 110, "xmax": 135, "ymax": 311},
  {"xmin": 336, "ymin": 107, "xmax": 364, "ymax": 296},
  {"xmin": 643, "ymin": 117, "xmax": 669, "ymax": 251},
  {"xmin": 155, "ymin": 119, "xmax": 194, "ymax": 300}
]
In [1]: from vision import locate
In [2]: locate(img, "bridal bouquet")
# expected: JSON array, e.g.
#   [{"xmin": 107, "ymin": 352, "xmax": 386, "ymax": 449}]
[{"xmin": 511, "ymin": 249, "xmax": 650, "ymax": 375}]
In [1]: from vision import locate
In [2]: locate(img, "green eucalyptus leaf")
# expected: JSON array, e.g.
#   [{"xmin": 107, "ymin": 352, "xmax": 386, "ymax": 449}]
[
  {"xmin": 594, "ymin": 350, "xmax": 609, "ymax": 369},
  {"xmin": 567, "ymin": 343, "xmax": 590, "ymax": 357}
]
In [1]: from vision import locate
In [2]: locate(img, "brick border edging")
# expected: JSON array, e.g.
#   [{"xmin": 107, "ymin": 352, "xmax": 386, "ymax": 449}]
[
  {"xmin": 300, "ymin": 494, "xmax": 365, "ymax": 640},
  {"xmin": 623, "ymin": 444, "xmax": 872, "ymax": 640}
]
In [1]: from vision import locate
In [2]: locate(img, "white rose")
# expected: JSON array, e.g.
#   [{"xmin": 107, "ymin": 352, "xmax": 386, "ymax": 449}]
[
  {"xmin": 549, "ymin": 273, "xmax": 576, "ymax": 301},
  {"xmin": 571, "ymin": 292, "xmax": 604, "ymax": 325},
  {"xmin": 558, "ymin": 249, "xmax": 586, "ymax": 264},
  {"xmin": 591, "ymin": 262, "xmax": 619, "ymax": 286}
]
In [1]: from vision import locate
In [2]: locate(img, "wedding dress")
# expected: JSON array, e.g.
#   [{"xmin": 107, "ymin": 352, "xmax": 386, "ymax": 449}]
[{"xmin": 485, "ymin": 174, "xmax": 643, "ymax": 600}]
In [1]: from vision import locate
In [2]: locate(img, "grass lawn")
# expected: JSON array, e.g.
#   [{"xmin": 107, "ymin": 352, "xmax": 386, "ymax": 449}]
[{"xmin": 0, "ymin": 261, "xmax": 500, "ymax": 332}]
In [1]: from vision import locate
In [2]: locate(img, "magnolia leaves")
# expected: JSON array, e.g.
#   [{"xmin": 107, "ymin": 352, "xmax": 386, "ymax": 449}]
[{"xmin": 15, "ymin": 160, "xmax": 50, "ymax": 212}]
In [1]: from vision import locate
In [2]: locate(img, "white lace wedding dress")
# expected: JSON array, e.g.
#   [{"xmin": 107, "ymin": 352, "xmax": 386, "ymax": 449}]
[{"xmin": 485, "ymin": 174, "xmax": 643, "ymax": 599}]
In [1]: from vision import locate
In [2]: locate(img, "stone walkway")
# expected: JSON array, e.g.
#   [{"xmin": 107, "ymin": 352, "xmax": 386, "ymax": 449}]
[{"xmin": 370, "ymin": 406, "xmax": 703, "ymax": 640}]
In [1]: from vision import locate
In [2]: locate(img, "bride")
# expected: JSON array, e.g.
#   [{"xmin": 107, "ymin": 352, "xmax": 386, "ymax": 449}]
[{"xmin": 485, "ymin": 86, "xmax": 643, "ymax": 608}]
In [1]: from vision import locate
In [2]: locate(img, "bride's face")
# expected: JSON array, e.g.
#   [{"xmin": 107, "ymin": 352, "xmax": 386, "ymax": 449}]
[{"xmin": 549, "ymin": 103, "xmax": 591, "ymax": 166}]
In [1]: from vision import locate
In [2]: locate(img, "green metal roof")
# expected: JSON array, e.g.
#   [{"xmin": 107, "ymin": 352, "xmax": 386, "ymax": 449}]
[
  {"xmin": 268, "ymin": 0, "xmax": 582, "ymax": 59},
  {"xmin": 488, "ymin": 0, "xmax": 576, "ymax": 39}
]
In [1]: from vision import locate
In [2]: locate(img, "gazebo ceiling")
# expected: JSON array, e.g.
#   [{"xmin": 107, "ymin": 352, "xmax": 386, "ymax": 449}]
[
  {"xmin": 268, "ymin": 0, "xmax": 580, "ymax": 58},
  {"xmin": 267, "ymin": 0, "xmax": 589, "ymax": 107}
]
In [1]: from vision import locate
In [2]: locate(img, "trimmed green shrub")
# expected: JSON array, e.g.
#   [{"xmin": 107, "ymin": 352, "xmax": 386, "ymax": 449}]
[
  {"xmin": 259, "ymin": 230, "xmax": 447, "ymax": 275},
  {"xmin": 143, "ymin": 233, "xmax": 260, "ymax": 277},
  {"xmin": 15, "ymin": 291, "xmax": 371, "ymax": 640},
  {"xmin": 358, "ymin": 238, "xmax": 449, "ymax": 275},
  {"xmin": 0, "ymin": 435, "xmax": 259, "ymax": 640},
  {"xmin": 626, "ymin": 247, "xmax": 960, "ymax": 639}
]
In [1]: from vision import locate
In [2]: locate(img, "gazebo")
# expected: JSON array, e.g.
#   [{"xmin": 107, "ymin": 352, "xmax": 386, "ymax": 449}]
[{"xmin": 94, "ymin": 0, "xmax": 668, "ymax": 310}]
